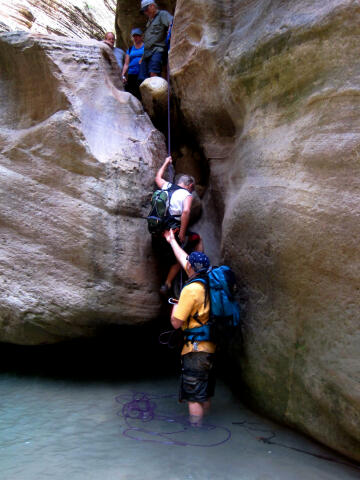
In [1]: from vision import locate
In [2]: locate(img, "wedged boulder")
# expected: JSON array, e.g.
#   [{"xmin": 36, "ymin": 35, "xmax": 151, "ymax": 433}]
[
  {"xmin": 140, "ymin": 76, "xmax": 168, "ymax": 121},
  {"xmin": 169, "ymin": 0, "xmax": 360, "ymax": 461},
  {"xmin": 0, "ymin": 0, "xmax": 117, "ymax": 39},
  {"xmin": 0, "ymin": 31, "xmax": 166, "ymax": 345}
]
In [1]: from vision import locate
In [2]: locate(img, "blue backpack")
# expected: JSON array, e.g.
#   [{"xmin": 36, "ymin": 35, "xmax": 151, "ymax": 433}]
[{"xmin": 183, "ymin": 266, "xmax": 242, "ymax": 346}]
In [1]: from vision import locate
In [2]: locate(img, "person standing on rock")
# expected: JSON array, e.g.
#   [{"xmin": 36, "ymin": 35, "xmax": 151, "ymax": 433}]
[
  {"xmin": 103, "ymin": 32, "xmax": 125, "ymax": 72},
  {"xmin": 138, "ymin": 1, "xmax": 173, "ymax": 83},
  {"xmin": 121, "ymin": 28, "xmax": 144, "ymax": 100},
  {"xmin": 164, "ymin": 229, "xmax": 216, "ymax": 425},
  {"xmin": 155, "ymin": 156, "xmax": 203, "ymax": 296}
]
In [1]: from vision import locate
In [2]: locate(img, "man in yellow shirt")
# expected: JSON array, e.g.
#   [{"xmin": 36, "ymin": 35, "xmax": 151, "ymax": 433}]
[{"xmin": 164, "ymin": 229, "xmax": 216, "ymax": 424}]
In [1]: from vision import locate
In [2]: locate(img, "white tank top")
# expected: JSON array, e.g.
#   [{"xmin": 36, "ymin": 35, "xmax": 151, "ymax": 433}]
[{"xmin": 162, "ymin": 182, "xmax": 191, "ymax": 217}]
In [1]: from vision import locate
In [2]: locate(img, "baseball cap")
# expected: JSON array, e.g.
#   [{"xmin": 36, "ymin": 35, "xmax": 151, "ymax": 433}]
[
  {"xmin": 131, "ymin": 28, "xmax": 143, "ymax": 36},
  {"xmin": 141, "ymin": 0, "xmax": 153, "ymax": 11},
  {"xmin": 188, "ymin": 252, "xmax": 211, "ymax": 273}
]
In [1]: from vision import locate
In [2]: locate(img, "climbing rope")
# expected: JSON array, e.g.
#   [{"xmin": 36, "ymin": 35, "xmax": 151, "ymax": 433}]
[
  {"xmin": 167, "ymin": 59, "xmax": 171, "ymax": 157},
  {"xmin": 167, "ymin": 58, "xmax": 175, "ymax": 183},
  {"xmin": 158, "ymin": 328, "xmax": 183, "ymax": 349},
  {"xmin": 115, "ymin": 391, "xmax": 232, "ymax": 447},
  {"xmin": 232, "ymin": 421, "xmax": 360, "ymax": 471},
  {"xmin": 166, "ymin": 45, "xmax": 184, "ymax": 291}
]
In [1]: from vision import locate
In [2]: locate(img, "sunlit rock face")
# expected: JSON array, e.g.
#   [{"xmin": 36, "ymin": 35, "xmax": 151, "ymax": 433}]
[
  {"xmin": 0, "ymin": 31, "xmax": 166, "ymax": 344},
  {"xmin": 170, "ymin": 0, "xmax": 360, "ymax": 461},
  {"xmin": 0, "ymin": 0, "xmax": 116, "ymax": 39}
]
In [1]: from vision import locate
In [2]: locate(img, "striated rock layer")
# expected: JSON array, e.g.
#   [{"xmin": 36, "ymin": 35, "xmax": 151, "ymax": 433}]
[
  {"xmin": 0, "ymin": 0, "xmax": 116, "ymax": 39},
  {"xmin": 170, "ymin": 0, "xmax": 360, "ymax": 462},
  {"xmin": 0, "ymin": 31, "xmax": 166, "ymax": 344}
]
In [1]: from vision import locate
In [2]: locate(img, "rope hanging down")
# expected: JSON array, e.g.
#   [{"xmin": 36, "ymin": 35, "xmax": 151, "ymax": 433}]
[
  {"xmin": 166, "ymin": 20, "xmax": 175, "ymax": 182},
  {"xmin": 167, "ymin": 59, "xmax": 171, "ymax": 157},
  {"xmin": 167, "ymin": 59, "xmax": 175, "ymax": 182},
  {"xmin": 166, "ymin": 23, "xmax": 183, "ymax": 291}
]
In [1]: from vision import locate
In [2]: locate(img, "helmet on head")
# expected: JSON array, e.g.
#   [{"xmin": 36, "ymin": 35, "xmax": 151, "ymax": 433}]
[{"xmin": 188, "ymin": 252, "xmax": 210, "ymax": 273}]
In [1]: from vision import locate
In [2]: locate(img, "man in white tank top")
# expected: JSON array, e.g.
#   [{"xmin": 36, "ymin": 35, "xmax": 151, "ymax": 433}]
[{"xmin": 155, "ymin": 156, "xmax": 203, "ymax": 295}]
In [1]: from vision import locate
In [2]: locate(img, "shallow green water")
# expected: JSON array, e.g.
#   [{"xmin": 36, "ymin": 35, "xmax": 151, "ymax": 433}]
[{"xmin": 1, "ymin": 373, "xmax": 359, "ymax": 480}]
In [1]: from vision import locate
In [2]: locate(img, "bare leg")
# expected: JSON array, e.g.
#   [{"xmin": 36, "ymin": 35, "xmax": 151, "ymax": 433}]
[
  {"xmin": 165, "ymin": 262, "xmax": 181, "ymax": 287},
  {"xmin": 188, "ymin": 400, "xmax": 211, "ymax": 422}
]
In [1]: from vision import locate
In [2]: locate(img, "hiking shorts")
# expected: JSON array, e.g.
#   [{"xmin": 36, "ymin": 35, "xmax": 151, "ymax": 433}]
[
  {"xmin": 183, "ymin": 231, "xmax": 201, "ymax": 254},
  {"xmin": 176, "ymin": 229, "xmax": 201, "ymax": 254},
  {"xmin": 138, "ymin": 51, "xmax": 164, "ymax": 82},
  {"xmin": 179, "ymin": 352, "xmax": 216, "ymax": 403}
]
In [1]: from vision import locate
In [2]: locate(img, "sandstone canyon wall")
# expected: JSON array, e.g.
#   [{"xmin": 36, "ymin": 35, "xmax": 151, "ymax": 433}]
[
  {"xmin": 0, "ymin": 0, "xmax": 116, "ymax": 40},
  {"xmin": 0, "ymin": 31, "xmax": 166, "ymax": 344},
  {"xmin": 169, "ymin": 0, "xmax": 360, "ymax": 461}
]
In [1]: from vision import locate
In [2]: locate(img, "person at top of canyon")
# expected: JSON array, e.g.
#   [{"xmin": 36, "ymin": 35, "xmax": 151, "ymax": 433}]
[
  {"xmin": 138, "ymin": 1, "xmax": 173, "ymax": 83},
  {"xmin": 164, "ymin": 229, "xmax": 216, "ymax": 425},
  {"xmin": 155, "ymin": 156, "xmax": 203, "ymax": 297},
  {"xmin": 121, "ymin": 28, "xmax": 144, "ymax": 100},
  {"xmin": 103, "ymin": 32, "xmax": 125, "ymax": 72}
]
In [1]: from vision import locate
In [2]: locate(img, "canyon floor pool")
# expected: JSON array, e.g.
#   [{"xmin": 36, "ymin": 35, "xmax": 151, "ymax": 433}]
[{"xmin": 1, "ymin": 373, "xmax": 359, "ymax": 480}]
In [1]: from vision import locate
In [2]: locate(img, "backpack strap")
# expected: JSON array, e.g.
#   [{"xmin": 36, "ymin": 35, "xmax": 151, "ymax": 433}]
[
  {"xmin": 183, "ymin": 324, "xmax": 212, "ymax": 343},
  {"xmin": 166, "ymin": 183, "xmax": 188, "ymax": 196},
  {"xmin": 189, "ymin": 310, "xmax": 203, "ymax": 328},
  {"xmin": 184, "ymin": 275, "xmax": 209, "ymax": 309},
  {"xmin": 182, "ymin": 277, "xmax": 212, "ymax": 343},
  {"xmin": 184, "ymin": 277, "xmax": 206, "ymax": 287},
  {"xmin": 184, "ymin": 307, "xmax": 212, "ymax": 343},
  {"xmin": 163, "ymin": 183, "xmax": 189, "ymax": 227}
]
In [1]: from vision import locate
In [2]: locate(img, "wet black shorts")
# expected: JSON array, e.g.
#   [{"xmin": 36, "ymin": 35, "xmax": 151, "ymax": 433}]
[{"xmin": 179, "ymin": 352, "xmax": 216, "ymax": 403}]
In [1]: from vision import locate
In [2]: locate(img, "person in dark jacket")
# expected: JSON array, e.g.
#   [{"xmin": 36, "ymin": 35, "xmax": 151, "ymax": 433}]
[{"xmin": 138, "ymin": 1, "xmax": 173, "ymax": 82}]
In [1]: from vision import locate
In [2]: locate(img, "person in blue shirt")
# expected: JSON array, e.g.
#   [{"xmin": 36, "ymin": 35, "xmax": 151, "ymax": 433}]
[{"xmin": 121, "ymin": 28, "xmax": 144, "ymax": 100}]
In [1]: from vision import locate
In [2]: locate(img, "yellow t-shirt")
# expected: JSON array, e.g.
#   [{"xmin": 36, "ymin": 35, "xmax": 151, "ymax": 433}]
[{"xmin": 174, "ymin": 281, "xmax": 216, "ymax": 355}]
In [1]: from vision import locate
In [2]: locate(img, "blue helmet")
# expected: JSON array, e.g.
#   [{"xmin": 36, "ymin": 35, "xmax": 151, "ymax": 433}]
[{"xmin": 188, "ymin": 252, "xmax": 210, "ymax": 273}]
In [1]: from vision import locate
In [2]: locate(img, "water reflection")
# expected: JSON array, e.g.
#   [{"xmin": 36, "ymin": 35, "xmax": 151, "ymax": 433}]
[{"xmin": 0, "ymin": 327, "xmax": 359, "ymax": 480}]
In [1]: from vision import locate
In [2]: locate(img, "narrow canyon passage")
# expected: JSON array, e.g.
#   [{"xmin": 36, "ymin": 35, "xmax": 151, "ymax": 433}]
[{"xmin": 1, "ymin": 0, "xmax": 360, "ymax": 470}]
